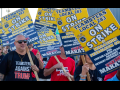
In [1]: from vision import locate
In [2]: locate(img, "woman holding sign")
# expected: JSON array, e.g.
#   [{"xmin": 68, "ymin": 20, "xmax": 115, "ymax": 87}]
[{"xmin": 74, "ymin": 55, "xmax": 103, "ymax": 81}]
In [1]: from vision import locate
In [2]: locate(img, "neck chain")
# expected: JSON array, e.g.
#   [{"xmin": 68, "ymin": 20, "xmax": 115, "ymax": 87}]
[{"xmin": 18, "ymin": 53, "xmax": 26, "ymax": 62}]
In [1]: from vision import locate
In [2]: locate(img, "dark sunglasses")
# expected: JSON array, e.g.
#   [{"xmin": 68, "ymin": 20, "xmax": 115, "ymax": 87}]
[{"xmin": 15, "ymin": 40, "xmax": 27, "ymax": 44}]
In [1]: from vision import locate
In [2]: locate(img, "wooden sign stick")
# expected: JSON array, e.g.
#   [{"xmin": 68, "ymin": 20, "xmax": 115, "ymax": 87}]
[
  {"xmin": 81, "ymin": 55, "xmax": 91, "ymax": 81},
  {"xmin": 26, "ymin": 46, "xmax": 39, "ymax": 81},
  {"xmin": 54, "ymin": 56, "xmax": 72, "ymax": 81}
]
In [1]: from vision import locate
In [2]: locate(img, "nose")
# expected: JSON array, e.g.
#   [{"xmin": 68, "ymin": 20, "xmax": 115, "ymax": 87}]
[{"xmin": 21, "ymin": 41, "xmax": 25, "ymax": 44}]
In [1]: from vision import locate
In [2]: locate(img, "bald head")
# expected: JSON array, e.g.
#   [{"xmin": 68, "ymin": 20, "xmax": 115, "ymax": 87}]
[
  {"xmin": 15, "ymin": 35, "xmax": 26, "ymax": 41},
  {"xmin": 14, "ymin": 35, "xmax": 27, "ymax": 53}
]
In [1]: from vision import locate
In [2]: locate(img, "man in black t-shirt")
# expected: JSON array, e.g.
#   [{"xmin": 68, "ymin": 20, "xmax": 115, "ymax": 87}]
[{"xmin": 0, "ymin": 35, "xmax": 40, "ymax": 81}]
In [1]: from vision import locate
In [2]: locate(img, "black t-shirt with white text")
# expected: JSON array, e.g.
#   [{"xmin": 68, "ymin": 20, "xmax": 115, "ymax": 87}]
[{"xmin": 0, "ymin": 51, "xmax": 39, "ymax": 81}]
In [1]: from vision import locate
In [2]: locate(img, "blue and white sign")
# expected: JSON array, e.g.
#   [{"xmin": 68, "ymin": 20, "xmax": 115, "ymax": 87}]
[
  {"xmin": 1, "ymin": 34, "xmax": 10, "ymax": 47},
  {"xmin": 87, "ymin": 36, "xmax": 120, "ymax": 76},
  {"xmin": 60, "ymin": 32, "xmax": 85, "ymax": 57}
]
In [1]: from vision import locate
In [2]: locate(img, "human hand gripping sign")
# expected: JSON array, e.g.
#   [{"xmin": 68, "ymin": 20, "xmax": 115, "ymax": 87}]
[
  {"xmin": 82, "ymin": 63, "xmax": 90, "ymax": 75},
  {"xmin": 26, "ymin": 46, "xmax": 39, "ymax": 81},
  {"xmin": 54, "ymin": 62, "xmax": 73, "ymax": 78},
  {"xmin": 31, "ymin": 65, "xmax": 39, "ymax": 73},
  {"xmin": 36, "ymin": 50, "xmax": 44, "ymax": 69},
  {"xmin": 54, "ymin": 56, "xmax": 72, "ymax": 81}
]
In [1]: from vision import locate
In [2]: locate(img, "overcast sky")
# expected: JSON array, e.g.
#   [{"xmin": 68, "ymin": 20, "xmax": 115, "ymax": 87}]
[{"xmin": 0, "ymin": 8, "xmax": 61, "ymax": 22}]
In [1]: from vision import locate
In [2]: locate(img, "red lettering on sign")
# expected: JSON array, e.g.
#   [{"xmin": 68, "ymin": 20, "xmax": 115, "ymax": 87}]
[
  {"xmin": 105, "ymin": 55, "xmax": 120, "ymax": 67},
  {"xmin": 71, "ymin": 46, "xmax": 83, "ymax": 51}
]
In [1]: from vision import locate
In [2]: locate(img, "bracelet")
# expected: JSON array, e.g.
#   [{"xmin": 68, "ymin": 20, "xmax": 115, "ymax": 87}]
[
  {"xmin": 79, "ymin": 74, "xmax": 87, "ymax": 78},
  {"xmin": 80, "ymin": 78, "xmax": 86, "ymax": 81}
]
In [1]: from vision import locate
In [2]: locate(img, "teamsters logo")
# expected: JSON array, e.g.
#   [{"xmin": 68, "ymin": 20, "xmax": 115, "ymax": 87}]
[
  {"xmin": 57, "ymin": 18, "xmax": 63, "ymax": 26},
  {"xmin": 38, "ymin": 10, "xmax": 42, "ymax": 15},
  {"xmin": 79, "ymin": 36, "xmax": 86, "ymax": 43},
  {"xmin": 4, "ymin": 22, "xmax": 9, "ymax": 28}
]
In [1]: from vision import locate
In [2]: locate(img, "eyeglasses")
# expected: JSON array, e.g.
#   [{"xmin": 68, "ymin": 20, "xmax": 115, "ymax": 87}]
[{"xmin": 15, "ymin": 40, "xmax": 27, "ymax": 44}]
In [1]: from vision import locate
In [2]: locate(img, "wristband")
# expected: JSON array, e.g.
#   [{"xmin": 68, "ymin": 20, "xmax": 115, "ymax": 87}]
[
  {"xmin": 79, "ymin": 74, "xmax": 87, "ymax": 77},
  {"xmin": 80, "ymin": 78, "xmax": 86, "ymax": 81}
]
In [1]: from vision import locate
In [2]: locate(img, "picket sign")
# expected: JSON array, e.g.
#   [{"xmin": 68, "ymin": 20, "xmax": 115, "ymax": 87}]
[
  {"xmin": 81, "ymin": 55, "xmax": 91, "ymax": 81},
  {"xmin": 26, "ymin": 46, "xmax": 39, "ymax": 81},
  {"xmin": 54, "ymin": 56, "xmax": 72, "ymax": 81}
]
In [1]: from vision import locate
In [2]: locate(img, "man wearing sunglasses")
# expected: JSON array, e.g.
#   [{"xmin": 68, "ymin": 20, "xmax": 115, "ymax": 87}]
[{"xmin": 0, "ymin": 35, "xmax": 40, "ymax": 81}]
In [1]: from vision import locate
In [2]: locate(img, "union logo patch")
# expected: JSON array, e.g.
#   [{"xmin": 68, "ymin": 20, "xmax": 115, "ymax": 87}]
[{"xmin": 79, "ymin": 36, "xmax": 86, "ymax": 43}]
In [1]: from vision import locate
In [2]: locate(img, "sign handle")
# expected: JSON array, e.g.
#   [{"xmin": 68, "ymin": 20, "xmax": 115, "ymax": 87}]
[
  {"xmin": 26, "ymin": 46, "xmax": 39, "ymax": 81},
  {"xmin": 81, "ymin": 55, "xmax": 91, "ymax": 81},
  {"xmin": 54, "ymin": 56, "xmax": 72, "ymax": 81}
]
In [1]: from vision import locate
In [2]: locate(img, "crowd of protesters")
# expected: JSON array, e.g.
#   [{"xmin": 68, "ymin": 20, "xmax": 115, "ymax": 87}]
[{"xmin": 0, "ymin": 35, "xmax": 120, "ymax": 81}]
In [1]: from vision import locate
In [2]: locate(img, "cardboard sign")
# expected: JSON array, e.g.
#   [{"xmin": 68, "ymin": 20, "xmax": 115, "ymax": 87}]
[
  {"xmin": 87, "ymin": 8, "xmax": 120, "ymax": 25},
  {"xmin": 69, "ymin": 8, "xmax": 120, "ymax": 76},
  {"xmin": 35, "ymin": 8, "xmax": 56, "ymax": 24},
  {"xmin": 34, "ymin": 8, "xmax": 61, "ymax": 58},
  {"xmin": 52, "ymin": 8, "xmax": 88, "ymax": 57},
  {"xmin": 1, "ymin": 34, "xmax": 10, "ymax": 47},
  {"xmin": 53, "ymin": 8, "xmax": 89, "ymax": 33},
  {"xmin": 59, "ymin": 31, "xmax": 85, "ymax": 57},
  {"xmin": 1, "ymin": 8, "xmax": 40, "ymax": 50},
  {"xmin": 0, "ymin": 22, "xmax": 3, "ymax": 34},
  {"xmin": 0, "ymin": 22, "xmax": 3, "ymax": 45}
]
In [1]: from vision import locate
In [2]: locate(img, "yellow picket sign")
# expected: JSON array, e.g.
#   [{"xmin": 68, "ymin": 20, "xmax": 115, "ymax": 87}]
[
  {"xmin": 0, "ymin": 23, "xmax": 3, "ymax": 34},
  {"xmin": 36, "ymin": 26, "xmax": 58, "ymax": 45},
  {"xmin": 35, "ymin": 8, "xmax": 57, "ymax": 24},
  {"xmin": 69, "ymin": 8, "xmax": 120, "ymax": 53},
  {"xmin": 53, "ymin": 8, "xmax": 89, "ymax": 34},
  {"xmin": 1, "ymin": 8, "xmax": 33, "ymax": 35},
  {"xmin": 35, "ymin": 8, "xmax": 59, "ymax": 46}
]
